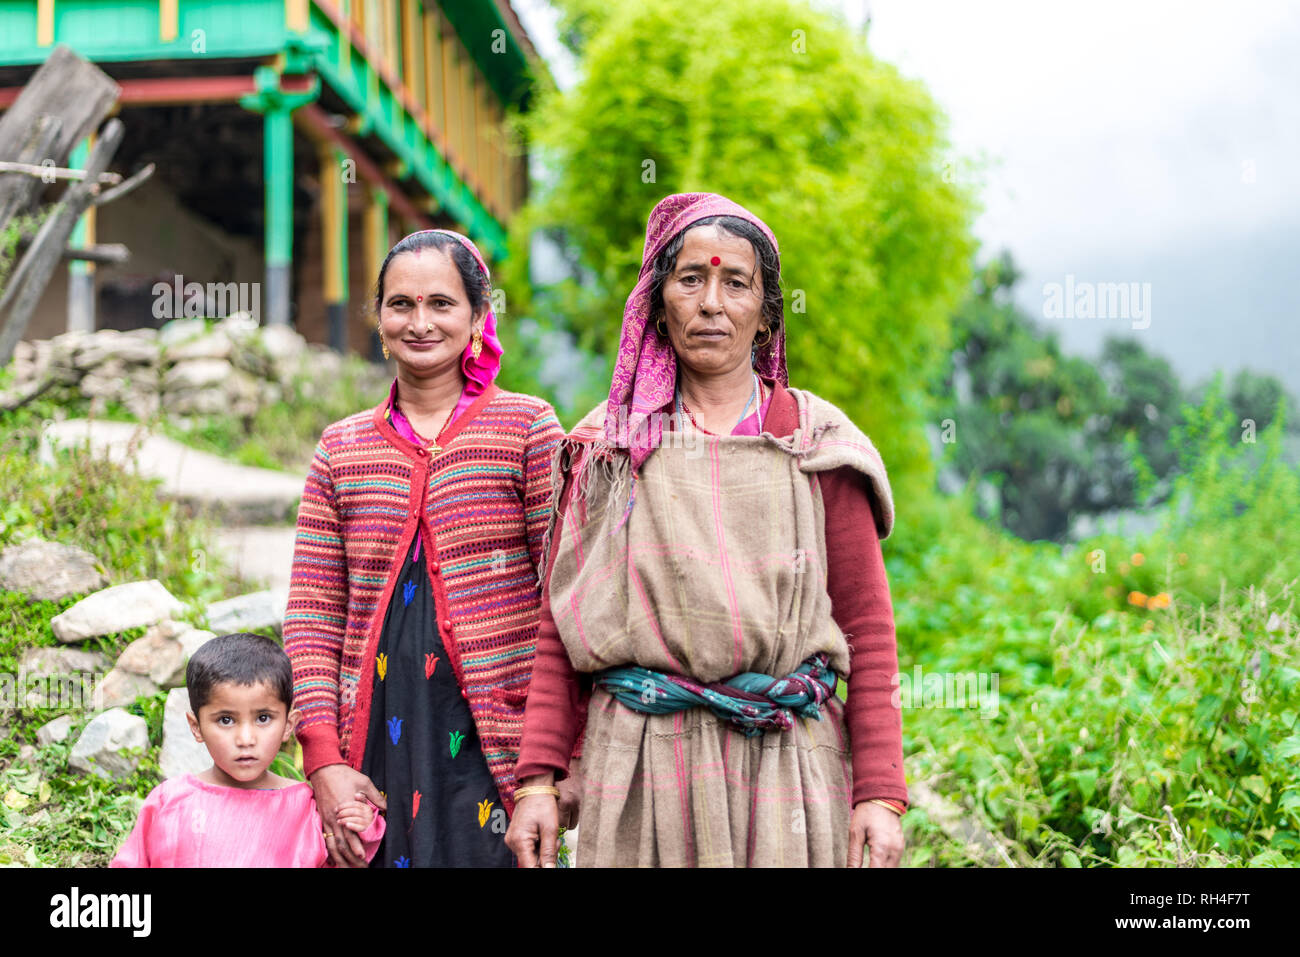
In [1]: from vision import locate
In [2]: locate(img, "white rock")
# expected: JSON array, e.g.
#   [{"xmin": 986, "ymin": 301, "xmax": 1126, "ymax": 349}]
[
  {"xmin": 163, "ymin": 330, "xmax": 235, "ymax": 364},
  {"xmin": 162, "ymin": 357, "xmax": 234, "ymax": 391},
  {"xmin": 0, "ymin": 537, "xmax": 107, "ymax": 602},
  {"xmin": 115, "ymin": 630, "xmax": 187, "ymax": 687},
  {"xmin": 39, "ymin": 419, "xmax": 304, "ymax": 524},
  {"xmin": 218, "ymin": 312, "xmax": 259, "ymax": 340},
  {"xmin": 159, "ymin": 688, "xmax": 210, "ymax": 780},
  {"xmin": 177, "ymin": 627, "xmax": 217, "ymax": 662},
  {"xmin": 36, "ymin": 714, "xmax": 75, "ymax": 746},
  {"xmin": 17, "ymin": 645, "xmax": 109, "ymax": 709},
  {"xmin": 50, "ymin": 579, "xmax": 185, "ymax": 643},
  {"xmin": 68, "ymin": 708, "xmax": 149, "ymax": 780},
  {"xmin": 97, "ymin": 668, "xmax": 160, "ymax": 709},
  {"xmin": 158, "ymin": 318, "xmax": 207, "ymax": 349},
  {"xmin": 206, "ymin": 589, "xmax": 289, "ymax": 635}
]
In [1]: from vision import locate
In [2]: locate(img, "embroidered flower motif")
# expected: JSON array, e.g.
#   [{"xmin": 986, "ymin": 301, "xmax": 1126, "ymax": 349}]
[
  {"xmin": 394, "ymin": 856, "xmax": 410, "ymax": 868},
  {"xmin": 449, "ymin": 730, "xmax": 465, "ymax": 758},
  {"xmin": 340, "ymin": 681, "xmax": 357, "ymax": 707},
  {"xmin": 412, "ymin": 790, "xmax": 421, "ymax": 820},
  {"xmin": 387, "ymin": 716, "xmax": 403, "ymax": 745},
  {"xmin": 425, "ymin": 653, "xmax": 439, "ymax": 679},
  {"xmin": 403, "ymin": 579, "xmax": 416, "ymax": 606},
  {"xmin": 477, "ymin": 799, "xmax": 494, "ymax": 828},
  {"xmin": 377, "ymin": 653, "xmax": 388, "ymax": 681}
]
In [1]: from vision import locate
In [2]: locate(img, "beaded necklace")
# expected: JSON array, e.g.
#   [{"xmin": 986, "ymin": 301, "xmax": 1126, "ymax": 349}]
[{"xmin": 675, "ymin": 373, "xmax": 761, "ymax": 436}]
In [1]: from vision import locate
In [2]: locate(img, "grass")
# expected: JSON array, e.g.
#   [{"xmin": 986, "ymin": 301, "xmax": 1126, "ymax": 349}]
[{"xmin": 1, "ymin": 359, "xmax": 1295, "ymax": 867}]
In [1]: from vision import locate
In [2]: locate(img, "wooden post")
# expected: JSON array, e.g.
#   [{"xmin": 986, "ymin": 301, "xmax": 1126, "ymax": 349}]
[
  {"xmin": 364, "ymin": 184, "xmax": 389, "ymax": 362},
  {"xmin": 423, "ymin": 6, "xmax": 441, "ymax": 137},
  {"xmin": 0, "ymin": 119, "xmax": 125, "ymax": 364},
  {"xmin": 402, "ymin": 0, "xmax": 421, "ymax": 112},
  {"xmin": 441, "ymin": 15, "xmax": 459, "ymax": 168},
  {"xmin": 319, "ymin": 142, "xmax": 350, "ymax": 353}
]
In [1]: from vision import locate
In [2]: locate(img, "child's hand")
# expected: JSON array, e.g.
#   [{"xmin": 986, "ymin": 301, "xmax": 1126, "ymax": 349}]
[{"xmin": 334, "ymin": 795, "xmax": 375, "ymax": 833}]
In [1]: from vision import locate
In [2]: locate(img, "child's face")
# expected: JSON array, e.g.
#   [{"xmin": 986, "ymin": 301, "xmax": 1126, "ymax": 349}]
[{"xmin": 186, "ymin": 680, "xmax": 299, "ymax": 789}]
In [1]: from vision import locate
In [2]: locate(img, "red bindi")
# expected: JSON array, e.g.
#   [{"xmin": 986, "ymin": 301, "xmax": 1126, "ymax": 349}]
[
  {"xmin": 710, "ymin": 256, "xmax": 721, "ymax": 266},
  {"xmin": 416, "ymin": 295, "xmax": 423, "ymax": 302}
]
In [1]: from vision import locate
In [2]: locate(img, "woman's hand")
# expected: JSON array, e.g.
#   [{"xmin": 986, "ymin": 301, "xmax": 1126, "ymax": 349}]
[
  {"xmin": 847, "ymin": 801, "xmax": 905, "ymax": 868},
  {"xmin": 311, "ymin": 764, "xmax": 387, "ymax": 868},
  {"xmin": 505, "ymin": 774, "xmax": 561, "ymax": 867},
  {"xmin": 556, "ymin": 761, "xmax": 582, "ymax": 830}
]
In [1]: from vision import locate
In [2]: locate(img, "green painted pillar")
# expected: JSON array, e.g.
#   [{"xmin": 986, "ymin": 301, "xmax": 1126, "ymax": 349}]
[
  {"xmin": 264, "ymin": 102, "xmax": 294, "ymax": 327},
  {"xmin": 67, "ymin": 138, "xmax": 95, "ymax": 333},
  {"xmin": 240, "ymin": 67, "xmax": 320, "ymax": 328}
]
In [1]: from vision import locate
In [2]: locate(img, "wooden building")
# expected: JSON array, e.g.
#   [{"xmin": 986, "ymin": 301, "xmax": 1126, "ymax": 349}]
[{"xmin": 0, "ymin": 0, "xmax": 539, "ymax": 356}]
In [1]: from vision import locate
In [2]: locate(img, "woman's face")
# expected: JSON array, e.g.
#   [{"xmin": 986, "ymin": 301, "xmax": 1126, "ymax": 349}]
[
  {"xmin": 378, "ymin": 246, "xmax": 482, "ymax": 378},
  {"xmin": 660, "ymin": 224, "xmax": 765, "ymax": 381}
]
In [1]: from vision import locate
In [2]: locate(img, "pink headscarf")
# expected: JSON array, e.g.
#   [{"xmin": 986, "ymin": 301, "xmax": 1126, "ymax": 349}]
[
  {"xmin": 606, "ymin": 192, "xmax": 786, "ymax": 474},
  {"xmin": 390, "ymin": 228, "xmax": 504, "ymax": 398}
]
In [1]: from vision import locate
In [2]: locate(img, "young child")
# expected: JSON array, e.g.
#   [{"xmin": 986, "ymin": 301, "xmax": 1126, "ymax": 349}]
[{"xmin": 111, "ymin": 632, "xmax": 384, "ymax": 867}]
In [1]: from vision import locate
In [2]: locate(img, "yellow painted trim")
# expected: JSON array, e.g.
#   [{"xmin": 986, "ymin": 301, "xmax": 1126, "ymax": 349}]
[
  {"xmin": 319, "ymin": 143, "xmax": 345, "ymax": 302},
  {"xmin": 286, "ymin": 0, "xmax": 309, "ymax": 33},
  {"xmin": 37, "ymin": 0, "xmax": 55, "ymax": 47},
  {"xmin": 339, "ymin": 0, "xmax": 351, "ymax": 72},
  {"xmin": 159, "ymin": 0, "xmax": 178, "ymax": 44}
]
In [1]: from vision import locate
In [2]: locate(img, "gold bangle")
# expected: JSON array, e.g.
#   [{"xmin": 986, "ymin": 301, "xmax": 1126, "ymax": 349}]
[
  {"xmin": 869, "ymin": 799, "xmax": 905, "ymax": 816},
  {"xmin": 513, "ymin": 785, "xmax": 561, "ymax": 801}
]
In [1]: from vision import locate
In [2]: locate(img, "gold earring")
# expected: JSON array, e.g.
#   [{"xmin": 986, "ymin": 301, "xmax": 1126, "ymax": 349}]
[
  {"xmin": 378, "ymin": 322, "xmax": 390, "ymax": 360},
  {"xmin": 656, "ymin": 316, "xmax": 667, "ymax": 337},
  {"xmin": 471, "ymin": 330, "xmax": 483, "ymax": 361},
  {"xmin": 754, "ymin": 325, "xmax": 772, "ymax": 349}
]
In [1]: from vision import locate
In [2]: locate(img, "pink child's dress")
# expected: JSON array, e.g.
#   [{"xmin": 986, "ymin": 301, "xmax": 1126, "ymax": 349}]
[{"xmin": 110, "ymin": 773, "xmax": 385, "ymax": 868}]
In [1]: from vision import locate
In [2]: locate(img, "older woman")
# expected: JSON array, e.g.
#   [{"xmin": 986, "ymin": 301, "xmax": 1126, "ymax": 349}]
[
  {"xmin": 506, "ymin": 193, "xmax": 907, "ymax": 867},
  {"xmin": 284, "ymin": 229, "xmax": 573, "ymax": 867}
]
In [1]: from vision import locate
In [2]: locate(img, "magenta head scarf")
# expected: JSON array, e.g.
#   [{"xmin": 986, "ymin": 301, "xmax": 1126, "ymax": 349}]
[
  {"xmin": 389, "ymin": 228, "xmax": 503, "ymax": 396},
  {"xmin": 605, "ymin": 192, "xmax": 786, "ymax": 474}
]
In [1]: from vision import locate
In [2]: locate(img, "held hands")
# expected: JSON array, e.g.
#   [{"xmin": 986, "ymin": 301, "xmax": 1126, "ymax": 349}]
[
  {"xmin": 847, "ymin": 800, "xmax": 904, "ymax": 868},
  {"xmin": 311, "ymin": 764, "xmax": 387, "ymax": 868},
  {"xmin": 335, "ymin": 796, "xmax": 376, "ymax": 834}
]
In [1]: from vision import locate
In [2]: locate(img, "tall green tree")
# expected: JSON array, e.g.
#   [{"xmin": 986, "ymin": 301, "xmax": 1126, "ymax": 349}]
[{"xmin": 500, "ymin": 0, "xmax": 977, "ymax": 492}]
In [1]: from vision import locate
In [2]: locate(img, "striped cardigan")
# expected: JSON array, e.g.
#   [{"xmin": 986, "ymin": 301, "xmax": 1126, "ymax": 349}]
[{"xmin": 283, "ymin": 383, "xmax": 564, "ymax": 813}]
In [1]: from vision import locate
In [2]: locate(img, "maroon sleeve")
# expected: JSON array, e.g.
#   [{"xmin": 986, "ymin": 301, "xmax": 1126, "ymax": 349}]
[
  {"xmin": 819, "ymin": 466, "xmax": 909, "ymax": 810},
  {"xmin": 514, "ymin": 467, "xmax": 588, "ymax": 783}
]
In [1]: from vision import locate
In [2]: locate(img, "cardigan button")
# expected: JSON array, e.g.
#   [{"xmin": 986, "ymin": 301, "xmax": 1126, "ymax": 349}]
[
  {"xmin": 429, "ymin": 562, "xmax": 439, "ymax": 574},
  {"xmin": 416, "ymin": 448, "xmax": 427, "ymax": 457},
  {"xmin": 441, "ymin": 619, "xmax": 453, "ymax": 633}
]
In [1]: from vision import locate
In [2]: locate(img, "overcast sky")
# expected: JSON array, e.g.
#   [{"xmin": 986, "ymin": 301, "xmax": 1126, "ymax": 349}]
[{"xmin": 513, "ymin": 0, "xmax": 1300, "ymax": 399}]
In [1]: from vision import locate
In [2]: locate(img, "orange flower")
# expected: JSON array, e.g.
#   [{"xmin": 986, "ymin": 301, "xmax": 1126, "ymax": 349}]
[
  {"xmin": 1148, "ymin": 593, "xmax": 1171, "ymax": 609},
  {"xmin": 1128, "ymin": 591, "xmax": 1148, "ymax": 608},
  {"xmin": 1131, "ymin": 552, "xmax": 1145, "ymax": 566}
]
